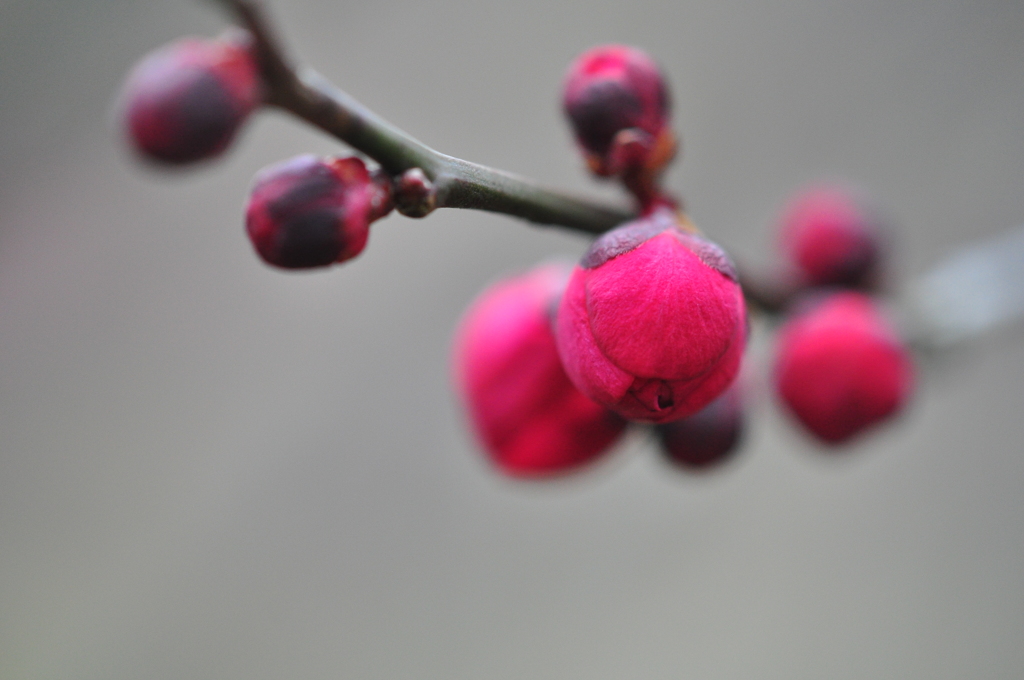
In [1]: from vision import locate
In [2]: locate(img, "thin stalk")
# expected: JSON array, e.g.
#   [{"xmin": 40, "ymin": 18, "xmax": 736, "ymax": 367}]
[{"xmin": 212, "ymin": 0, "xmax": 632, "ymax": 234}]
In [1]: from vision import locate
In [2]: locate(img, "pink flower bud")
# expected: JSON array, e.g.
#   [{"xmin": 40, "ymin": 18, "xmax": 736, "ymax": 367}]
[
  {"xmin": 556, "ymin": 210, "xmax": 747, "ymax": 423},
  {"xmin": 779, "ymin": 184, "xmax": 884, "ymax": 289},
  {"xmin": 121, "ymin": 36, "xmax": 260, "ymax": 165},
  {"xmin": 774, "ymin": 292, "xmax": 914, "ymax": 444},
  {"xmin": 245, "ymin": 155, "xmax": 392, "ymax": 269},
  {"xmin": 562, "ymin": 45, "xmax": 675, "ymax": 177},
  {"xmin": 656, "ymin": 382, "xmax": 744, "ymax": 470},
  {"xmin": 453, "ymin": 264, "xmax": 627, "ymax": 478}
]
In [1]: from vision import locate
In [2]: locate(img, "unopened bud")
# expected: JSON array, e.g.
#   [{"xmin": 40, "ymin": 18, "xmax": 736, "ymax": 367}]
[
  {"xmin": 121, "ymin": 35, "xmax": 260, "ymax": 165},
  {"xmin": 563, "ymin": 45, "xmax": 675, "ymax": 178},
  {"xmin": 453, "ymin": 264, "xmax": 627, "ymax": 477},
  {"xmin": 556, "ymin": 209, "xmax": 746, "ymax": 423},
  {"xmin": 779, "ymin": 184, "xmax": 885, "ymax": 289},
  {"xmin": 245, "ymin": 155, "xmax": 392, "ymax": 269},
  {"xmin": 656, "ymin": 383, "xmax": 744, "ymax": 470},
  {"xmin": 774, "ymin": 292, "xmax": 914, "ymax": 444}
]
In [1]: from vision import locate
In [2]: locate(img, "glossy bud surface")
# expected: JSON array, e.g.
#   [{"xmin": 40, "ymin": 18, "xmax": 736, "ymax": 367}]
[{"xmin": 453, "ymin": 264, "xmax": 627, "ymax": 477}]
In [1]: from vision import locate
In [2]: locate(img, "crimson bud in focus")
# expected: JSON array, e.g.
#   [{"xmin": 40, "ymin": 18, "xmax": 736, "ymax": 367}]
[{"xmin": 556, "ymin": 209, "xmax": 746, "ymax": 424}]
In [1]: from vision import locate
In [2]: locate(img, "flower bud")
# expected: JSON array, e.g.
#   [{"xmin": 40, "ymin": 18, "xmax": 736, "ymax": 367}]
[
  {"xmin": 121, "ymin": 36, "xmax": 260, "ymax": 165},
  {"xmin": 453, "ymin": 264, "xmax": 628, "ymax": 478},
  {"xmin": 245, "ymin": 155, "xmax": 392, "ymax": 269},
  {"xmin": 562, "ymin": 45, "xmax": 675, "ymax": 178},
  {"xmin": 556, "ymin": 209, "xmax": 746, "ymax": 423},
  {"xmin": 774, "ymin": 292, "xmax": 914, "ymax": 444},
  {"xmin": 779, "ymin": 184, "xmax": 884, "ymax": 289},
  {"xmin": 655, "ymin": 382, "xmax": 744, "ymax": 470}
]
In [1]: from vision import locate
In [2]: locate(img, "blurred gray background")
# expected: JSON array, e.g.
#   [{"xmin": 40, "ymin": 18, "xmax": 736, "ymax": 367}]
[{"xmin": 2, "ymin": 0, "xmax": 1024, "ymax": 678}]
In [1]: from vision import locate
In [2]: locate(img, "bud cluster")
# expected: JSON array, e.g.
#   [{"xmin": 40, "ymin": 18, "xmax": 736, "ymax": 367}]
[
  {"xmin": 455, "ymin": 47, "xmax": 750, "ymax": 477},
  {"xmin": 116, "ymin": 21, "xmax": 923, "ymax": 481},
  {"xmin": 119, "ymin": 33, "xmax": 397, "ymax": 272},
  {"xmin": 767, "ymin": 184, "xmax": 915, "ymax": 445}
]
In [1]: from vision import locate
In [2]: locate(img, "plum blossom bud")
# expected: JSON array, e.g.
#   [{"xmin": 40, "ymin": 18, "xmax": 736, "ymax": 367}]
[
  {"xmin": 121, "ymin": 35, "xmax": 260, "ymax": 165},
  {"xmin": 562, "ymin": 45, "xmax": 675, "ymax": 178},
  {"xmin": 245, "ymin": 155, "xmax": 392, "ymax": 269},
  {"xmin": 774, "ymin": 292, "xmax": 914, "ymax": 444},
  {"xmin": 779, "ymin": 184, "xmax": 885, "ymax": 289},
  {"xmin": 556, "ymin": 209, "xmax": 747, "ymax": 423},
  {"xmin": 655, "ymin": 381, "xmax": 744, "ymax": 470},
  {"xmin": 453, "ymin": 264, "xmax": 628, "ymax": 478}
]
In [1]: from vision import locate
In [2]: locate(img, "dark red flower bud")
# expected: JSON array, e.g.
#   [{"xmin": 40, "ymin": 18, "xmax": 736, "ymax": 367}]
[
  {"xmin": 556, "ymin": 209, "xmax": 746, "ymax": 423},
  {"xmin": 774, "ymin": 292, "xmax": 914, "ymax": 444},
  {"xmin": 778, "ymin": 184, "xmax": 885, "ymax": 289},
  {"xmin": 245, "ymin": 155, "xmax": 392, "ymax": 269},
  {"xmin": 121, "ymin": 36, "xmax": 260, "ymax": 165},
  {"xmin": 655, "ymin": 383, "xmax": 744, "ymax": 470},
  {"xmin": 562, "ymin": 45, "xmax": 675, "ymax": 177},
  {"xmin": 453, "ymin": 264, "xmax": 628, "ymax": 478}
]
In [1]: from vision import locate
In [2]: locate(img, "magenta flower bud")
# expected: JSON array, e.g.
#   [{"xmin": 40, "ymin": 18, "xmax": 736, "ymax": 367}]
[
  {"xmin": 562, "ymin": 45, "xmax": 675, "ymax": 177},
  {"xmin": 245, "ymin": 155, "xmax": 392, "ymax": 269},
  {"xmin": 779, "ymin": 184, "xmax": 885, "ymax": 289},
  {"xmin": 774, "ymin": 292, "xmax": 914, "ymax": 444},
  {"xmin": 655, "ymin": 382, "xmax": 744, "ymax": 470},
  {"xmin": 556, "ymin": 210, "xmax": 747, "ymax": 424},
  {"xmin": 453, "ymin": 264, "xmax": 628, "ymax": 478},
  {"xmin": 121, "ymin": 36, "xmax": 260, "ymax": 165}
]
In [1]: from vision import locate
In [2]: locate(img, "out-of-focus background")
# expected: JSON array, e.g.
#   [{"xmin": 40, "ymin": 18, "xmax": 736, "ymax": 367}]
[{"xmin": 2, "ymin": 0, "xmax": 1024, "ymax": 678}]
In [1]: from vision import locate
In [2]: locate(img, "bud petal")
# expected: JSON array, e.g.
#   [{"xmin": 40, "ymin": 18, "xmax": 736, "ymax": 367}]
[
  {"xmin": 453, "ymin": 264, "xmax": 627, "ymax": 477},
  {"xmin": 774, "ymin": 292, "xmax": 914, "ymax": 444},
  {"xmin": 245, "ymin": 155, "xmax": 390, "ymax": 269},
  {"xmin": 121, "ymin": 36, "xmax": 260, "ymax": 165},
  {"xmin": 556, "ymin": 210, "xmax": 746, "ymax": 423}
]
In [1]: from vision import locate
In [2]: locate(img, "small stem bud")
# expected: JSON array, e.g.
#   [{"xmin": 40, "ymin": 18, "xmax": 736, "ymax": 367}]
[
  {"xmin": 367, "ymin": 168, "xmax": 395, "ymax": 222},
  {"xmin": 394, "ymin": 168, "xmax": 437, "ymax": 218}
]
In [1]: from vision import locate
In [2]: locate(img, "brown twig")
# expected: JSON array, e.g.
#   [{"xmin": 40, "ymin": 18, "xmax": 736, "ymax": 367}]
[{"xmin": 212, "ymin": 0, "xmax": 633, "ymax": 234}]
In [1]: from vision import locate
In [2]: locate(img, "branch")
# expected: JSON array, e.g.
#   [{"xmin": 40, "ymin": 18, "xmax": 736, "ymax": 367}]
[
  {"xmin": 736, "ymin": 268, "xmax": 798, "ymax": 316},
  {"xmin": 213, "ymin": 0, "xmax": 633, "ymax": 234},
  {"xmin": 902, "ymin": 222, "xmax": 1024, "ymax": 350}
]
